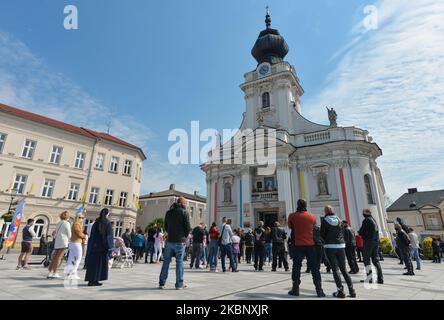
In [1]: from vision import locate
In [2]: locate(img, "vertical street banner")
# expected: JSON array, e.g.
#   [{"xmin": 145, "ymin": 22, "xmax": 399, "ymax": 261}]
[{"xmin": 4, "ymin": 200, "xmax": 26, "ymax": 248}]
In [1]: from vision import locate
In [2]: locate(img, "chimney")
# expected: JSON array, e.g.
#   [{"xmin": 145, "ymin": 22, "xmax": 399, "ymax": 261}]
[
  {"xmin": 194, "ymin": 191, "xmax": 199, "ymax": 196},
  {"xmin": 408, "ymin": 188, "xmax": 418, "ymax": 194},
  {"xmin": 169, "ymin": 184, "xmax": 175, "ymax": 190}
]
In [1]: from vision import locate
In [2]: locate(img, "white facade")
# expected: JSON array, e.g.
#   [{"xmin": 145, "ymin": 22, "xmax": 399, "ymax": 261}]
[
  {"xmin": 0, "ymin": 103, "xmax": 146, "ymax": 246},
  {"xmin": 202, "ymin": 21, "xmax": 389, "ymax": 234}
]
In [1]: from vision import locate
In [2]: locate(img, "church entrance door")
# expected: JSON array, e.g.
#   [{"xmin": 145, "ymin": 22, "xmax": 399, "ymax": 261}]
[{"xmin": 259, "ymin": 212, "xmax": 278, "ymax": 229}]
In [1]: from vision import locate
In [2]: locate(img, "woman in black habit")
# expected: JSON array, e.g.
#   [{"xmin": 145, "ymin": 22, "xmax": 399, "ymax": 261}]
[{"xmin": 85, "ymin": 208, "xmax": 114, "ymax": 286}]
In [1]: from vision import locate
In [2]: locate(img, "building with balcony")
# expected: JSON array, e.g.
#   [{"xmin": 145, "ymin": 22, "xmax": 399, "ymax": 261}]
[
  {"xmin": 137, "ymin": 184, "xmax": 207, "ymax": 230},
  {"xmin": 387, "ymin": 188, "xmax": 444, "ymax": 239},
  {"xmin": 201, "ymin": 12, "xmax": 389, "ymax": 234},
  {"xmin": 0, "ymin": 103, "xmax": 146, "ymax": 247}
]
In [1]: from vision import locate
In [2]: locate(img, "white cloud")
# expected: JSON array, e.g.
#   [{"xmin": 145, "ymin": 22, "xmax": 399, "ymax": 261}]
[{"xmin": 304, "ymin": 0, "xmax": 444, "ymax": 200}]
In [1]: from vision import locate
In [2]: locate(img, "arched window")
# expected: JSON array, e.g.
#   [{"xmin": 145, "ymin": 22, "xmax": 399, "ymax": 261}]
[
  {"xmin": 224, "ymin": 182, "xmax": 232, "ymax": 202},
  {"xmin": 262, "ymin": 92, "xmax": 270, "ymax": 108},
  {"xmin": 364, "ymin": 175, "xmax": 375, "ymax": 204},
  {"xmin": 34, "ymin": 218, "xmax": 46, "ymax": 239}
]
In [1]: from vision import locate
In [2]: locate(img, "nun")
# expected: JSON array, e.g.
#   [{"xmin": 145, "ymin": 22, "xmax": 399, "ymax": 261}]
[{"xmin": 85, "ymin": 208, "xmax": 114, "ymax": 286}]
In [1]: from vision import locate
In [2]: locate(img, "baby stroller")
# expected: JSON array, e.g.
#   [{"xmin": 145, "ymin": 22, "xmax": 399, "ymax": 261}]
[{"xmin": 111, "ymin": 237, "xmax": 134, "ymax": 269}]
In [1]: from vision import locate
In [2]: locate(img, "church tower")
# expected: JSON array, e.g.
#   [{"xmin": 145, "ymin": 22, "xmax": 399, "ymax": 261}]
[
  {"xmin": 202, "ymin": 10, "xmax": 389, "ymax": 236},
  {"xmin": 240, "ymin": 9, "xmax": 304, "ymax": 133}
]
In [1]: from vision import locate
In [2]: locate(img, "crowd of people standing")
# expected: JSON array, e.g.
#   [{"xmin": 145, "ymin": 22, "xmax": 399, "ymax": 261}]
[{"xmin": 12, "ymin": 195, "xmax": 444, "ymax": 297}]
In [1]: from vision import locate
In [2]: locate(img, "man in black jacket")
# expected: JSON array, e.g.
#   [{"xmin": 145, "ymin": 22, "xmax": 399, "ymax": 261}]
[
  {"xmin": 159, "ymin": 197, "xmax": 191, "ymax": 290},
  {"xmin": 145, "ymin": 224, "xmax": 157, "ymax": 264},
  {"xmin": 254, "ymin": 222, "xmax": 266, "ymax": 271},
  {"xmin": 395, "ymin": 224, "xmax": 414, "ymax": 275},
  {"xmin": 358, "ymin": 209, "xmax": 383, "ymax": 284},
  {"xmin": 342, "ymin": 221, "xmax": 359, "ymax": 274},
  {"xmin": 271, "ymin": 222, "xmax": 289, "ymax": 272},
  {"xmin": 190, "ymin": 223, "xmax": 205, "ymax": 269}
]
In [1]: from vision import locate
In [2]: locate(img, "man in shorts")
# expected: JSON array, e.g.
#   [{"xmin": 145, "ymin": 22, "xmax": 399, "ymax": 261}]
[{"xmin": 17, "ymin": 218, "xmax": 36, "ymax": 270}]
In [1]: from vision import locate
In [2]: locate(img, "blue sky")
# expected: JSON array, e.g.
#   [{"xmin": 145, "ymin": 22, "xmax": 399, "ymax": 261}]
[{"xmin": 1, "ymin": 0, "xmax": 443, "ymax": 202}]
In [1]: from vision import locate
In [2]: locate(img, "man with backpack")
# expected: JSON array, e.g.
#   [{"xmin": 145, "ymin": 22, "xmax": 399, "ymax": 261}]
[
  {"xmin": 342, "ymin": 220, "xmax": 359, "ymax": 274},
  {"xmin": 271, "ymin": 221, "xmax": 289, "ymax": 272},
  {"xmin": 395, "ymin": 224, "xmax": 414, "ymax": 276},
  {"xmin": 358, "ymin": 209, "xmax": 384, "ymax": 284}
]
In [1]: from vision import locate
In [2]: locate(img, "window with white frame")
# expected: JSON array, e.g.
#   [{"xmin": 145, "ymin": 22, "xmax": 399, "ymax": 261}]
[
  {"xmin": 34, "ymin": 219, "xmax": 46, "ymax": 239},
  {"xmin": 68, "ymin": 183, "xmax": 80, "ymax": 201},
  {"xmin": 114, "ymin": 221, "xmax": 123, "ymax": 237},
  {"xmin": 49, "ymin": 146, "xmax": 62, "ymax": 164},
  {"xmin": 74, "ymin": 151, "xmax": 86, "ymax": 169},
  {"xmin": 89, "ymin": 187, "xmax": 99, "ymax": 204},
  {"xmin": 138, "ymin": 166, "xmax": 142, "ymax": 181},
  {"xmin": 0, "ymin": 133, "xmax": 7, "ymax": 153},
  {"xmin": 95, "ymin": 153, "xmax": 105, "ymax": 169},
  {"xmin": 84, "ymin": 219, "xmax": 94, "ymax": 232},
  {"xmin": 105, "ymin": 189, "xmax": 114, "ymax": 206},
  {"xmin": 41, "ymin": 179, "xmax": 55, "ymax": 198},
  {"xmin": 190, "ymin": 206, "xmax": 194, "ymax": 218},
  {"xmin": 119, "ymin": 192, "xmax": 128, "ymax": 207},
  {"xmin": 13, "ymin": 175, "xmax": 27, "ymax": 194},
  {"xmin": 109, "ymin": 156, "xmax": 119, "ymax": 172},
  {"xmin": 415, "ymin": 215, "xmax": 423, "ymax": 226},
  {"xmin": 21, "ymin": 139, "xmax": 36, "ymax": 159},
  {"xmin": 123, "ymin": 160, "xmax": 132, "ymax": 175}
]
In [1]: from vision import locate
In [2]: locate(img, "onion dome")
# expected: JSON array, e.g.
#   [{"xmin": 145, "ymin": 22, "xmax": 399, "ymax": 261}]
[{"xmin": 251, "ymin": 8, "xmax": 289, "ymax": 65}]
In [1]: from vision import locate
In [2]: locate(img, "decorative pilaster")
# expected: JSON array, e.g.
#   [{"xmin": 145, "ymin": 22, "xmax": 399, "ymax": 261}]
[
  {"xmin": 240, "ymin": 166, "xmax": 252, "ymax": 228},
  {"xmin": 277, "ymin": 160, "xmax": 293, "ymax": 218}
]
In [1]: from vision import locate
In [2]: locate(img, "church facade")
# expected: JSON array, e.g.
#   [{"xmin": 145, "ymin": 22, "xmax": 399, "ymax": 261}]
[{"xmin": 201, "ymin": 13, "xmax": 389, "ymax": 234}]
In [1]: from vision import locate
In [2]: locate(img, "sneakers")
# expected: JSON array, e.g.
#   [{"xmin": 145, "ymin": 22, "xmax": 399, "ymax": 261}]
[
  {"xmin": 288, "ymin": 282, "xmax": 300, "ymax": 296},
  {"xmin": 403, "ymin": 272, "xmax": 415, "ymax": 276},
  {"xmin": 349, "ymin": 289, "xmax": 357, "ymax": 298},
  {"xmin": 16, "ymin": 266, "xmax": 21, "ymax": 270},
  {"xmin": 47, "ymin": 273, "xmax": 54, "ymax": 279},
  {"xmin": 316, "ymin": 289, "xmax": 326, "ymax": 298},
  {"xmin": 158, "ymin": 284, "xmax": 166, "ymax": 289},
  {"xmin": 70, "ymin": 273, "xmax": 81, "ymax": 280},
  {"xmin": 176, "ymin": 284, "xmax": 188, "ymax": 290},
  {"xmin": 333, "ymin": 290, "xmax": 346, "ymax": 299},
  {"xmin": 52, "ymin": 273, "xmax": 62, "ymax": 279}
]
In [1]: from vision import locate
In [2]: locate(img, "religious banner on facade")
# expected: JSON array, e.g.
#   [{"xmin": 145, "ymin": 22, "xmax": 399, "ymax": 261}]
[
  {"xmin": 4, "ymin": 200, "xmax": 26, "ymax": 248},
  {"xmin": 243, "ymin": 203, "xmax": 250, "ymax": 217}
]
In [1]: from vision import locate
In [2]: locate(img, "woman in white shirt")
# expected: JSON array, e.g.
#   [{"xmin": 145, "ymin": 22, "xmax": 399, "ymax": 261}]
[
  {"xmin": 153, "ymin": 228, "xmax": 164, "ymax": 263},
  {"xmin": 47, "ymin": 211, "xmax": 71, "ymax": 279}
]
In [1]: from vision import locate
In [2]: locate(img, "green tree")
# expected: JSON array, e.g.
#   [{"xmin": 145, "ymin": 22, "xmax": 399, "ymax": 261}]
[
  {"xmin": 379, "ymin": 236, "xmax": 394, "ymax": 254},
  {"xmin": 145, "ymin": 217, "xmax": 165, "ymax": 233},
  {"xmin": 1, "ymin": 213, "xmax": 13, "ymax": 222},
  {"xmin": 422, "ymin": 237, "xmax": 433, "ymax": 259}
]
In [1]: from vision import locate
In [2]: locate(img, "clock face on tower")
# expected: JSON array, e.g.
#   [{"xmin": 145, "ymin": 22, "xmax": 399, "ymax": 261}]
[{"xmin": 259, "ymin": 64, "xmax": 269, "ymax": 75}]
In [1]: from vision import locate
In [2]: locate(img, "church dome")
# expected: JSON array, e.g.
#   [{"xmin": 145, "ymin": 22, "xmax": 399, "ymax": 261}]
[{"xmin": 251, "ymin": 11, "xmax": 289, "ymax": 65}]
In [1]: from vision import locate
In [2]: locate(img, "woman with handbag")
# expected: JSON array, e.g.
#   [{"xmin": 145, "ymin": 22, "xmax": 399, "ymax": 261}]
[{"xmin": 47, "ymin": 211, "xmax": 71, "ymax": 279}]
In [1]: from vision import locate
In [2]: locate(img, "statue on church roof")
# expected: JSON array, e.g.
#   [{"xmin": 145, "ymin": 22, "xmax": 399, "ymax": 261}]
[{"xmin": 326, "ymin": 107, "xmax": 338, "ymax": 127}]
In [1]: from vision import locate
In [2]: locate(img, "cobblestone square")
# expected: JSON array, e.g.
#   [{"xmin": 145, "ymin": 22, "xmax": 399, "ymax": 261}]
[{"xmin": 1, "ymin": 254, "xmax": 443, "ymax": 300}]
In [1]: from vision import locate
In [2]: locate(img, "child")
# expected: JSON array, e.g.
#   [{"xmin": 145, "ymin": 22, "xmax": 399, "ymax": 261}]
[{"xmin": 231, "ymin": 230, "xmax": 241, "ymax": 271}]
